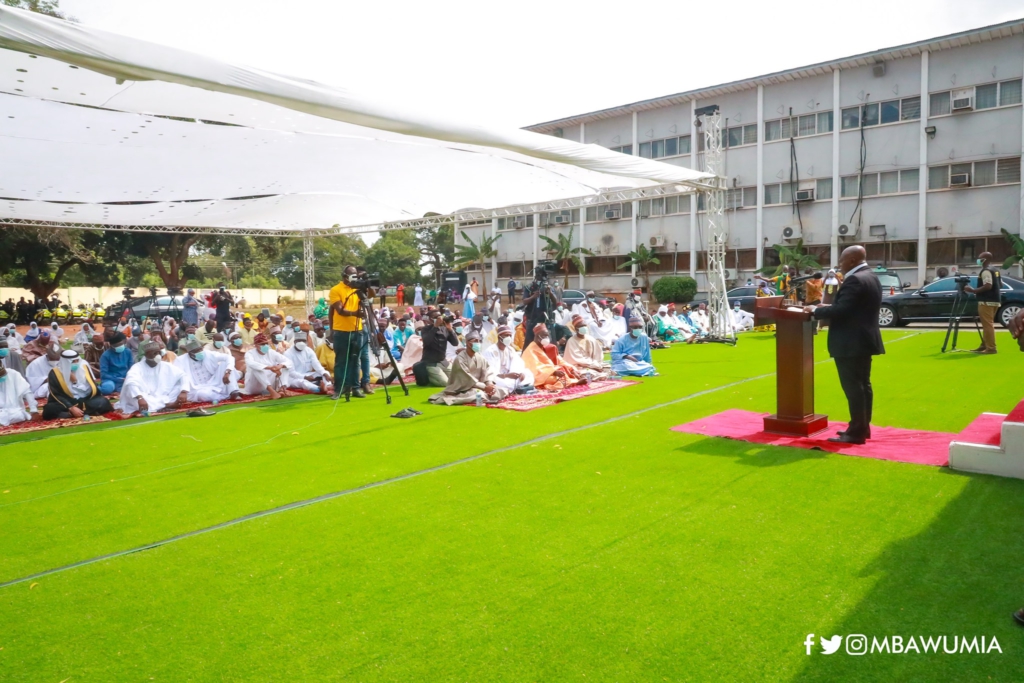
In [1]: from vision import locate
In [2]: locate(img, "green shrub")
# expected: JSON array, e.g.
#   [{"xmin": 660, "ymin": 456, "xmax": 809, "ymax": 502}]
[{"xmin": 651, "ymin": 276, "xmax": 697, "ymax": 304}]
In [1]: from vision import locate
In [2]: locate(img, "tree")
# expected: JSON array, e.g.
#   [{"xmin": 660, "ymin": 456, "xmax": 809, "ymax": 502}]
[
  {"xmin": 416, "ymin": 217, "xmax": 455, "ymax": 287},
  {"xmin": 651, "ymin": 276, "xmax": 697, "ymax": 304},
  {"xmin": 364, "ymin": 230, "xmax": 421, "ymax": 287},
  {"xmin": 273, "ymin": 234, "xmax": 367, "ymax": 289},
  {"xmin": 618, "ymin": 244, "xmax": 661, "ymax": 293},
  {"xmin": 2, "ymin": 0, "xmax": 73, "ymax": 20},
  {"xmin": 112, "ymin": 234, "xmax": 204, "ymax": 289},
  {"xmin": 759, "ymin": 239, "xmax": 820, "ymax": 275},
  {"xmin": 0, "ymin": 228, "xmax": 118, "ymax": 299},
  {"xmin": 452, "ymin": 231, "xmax": 500, "ymax": 295},
  {"xmin": 1000, "ymin": 228, "xmax": 1024, "ymax": 271},
  {"xmin": 539, "ymin": 226, "xmax": 594, "ymax": 288}
]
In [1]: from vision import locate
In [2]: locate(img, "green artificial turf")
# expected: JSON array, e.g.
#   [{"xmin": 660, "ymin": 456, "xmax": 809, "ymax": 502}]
[{"xmin": 2, "ymin": 330, "xmax": 1024, "ymax": 681}]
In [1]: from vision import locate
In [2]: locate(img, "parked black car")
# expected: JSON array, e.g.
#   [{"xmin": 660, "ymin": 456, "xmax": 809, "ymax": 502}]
[
  {"xmin": 104, "ymin": 295, "xmax": 187, "ymax": 324},
  {"xmin": 871, "ymin": 267, "xmax": 913, "ymax": 295},
  {"xmin": 690, "ymin": 286, "xmax": 759, "ymax": 313},
  {"xmin": 878, "ymin": 275, "xmax": 1024, "ymax": 328}
]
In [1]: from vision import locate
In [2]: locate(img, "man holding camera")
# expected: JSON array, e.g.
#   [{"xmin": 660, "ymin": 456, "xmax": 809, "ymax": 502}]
[
  {"xmin": 521, "ymin": 267, "xmax": 557, "ymax": 349},
  {"xmin": 328, "ymin": 266, "xmax": 366, "ymax": 399},
  {"xmin": 414, "ymin": 310, "xmax": 459, "ymax": 387},
  {"xmin": 212, "ymin": 283, "xmax": 234, "ymax": 333},
  {"xmin": 965, "ymin": 251, "xmax": 1000, "ymax": 354}
]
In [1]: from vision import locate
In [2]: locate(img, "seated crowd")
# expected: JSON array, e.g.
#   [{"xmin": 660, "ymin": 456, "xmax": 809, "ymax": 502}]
[{"xmin": 0, "ymin": 279, "xmax": 756, "ymax": 426}]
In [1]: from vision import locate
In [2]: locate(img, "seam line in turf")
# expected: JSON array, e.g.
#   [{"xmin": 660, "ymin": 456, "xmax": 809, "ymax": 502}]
[{"xmin": 0, "ymin": 332, "xmax": 919, "ymax": 589}]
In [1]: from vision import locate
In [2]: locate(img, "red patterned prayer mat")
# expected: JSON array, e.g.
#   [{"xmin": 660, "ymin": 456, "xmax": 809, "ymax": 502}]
[
  {"xmin": 485, "ymin": 379, "xmax": 637, "ymax": 412},
  {"xmin": 0, "ymin": 390, "xmax": 317, "ymax": 438}
]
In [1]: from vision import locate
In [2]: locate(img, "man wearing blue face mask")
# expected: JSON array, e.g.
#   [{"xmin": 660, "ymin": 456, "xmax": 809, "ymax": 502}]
[
  {"xmin": 176, "ymin": 340, "xmax": 241, "ymax": 404},
  {"xmin": 99, "ymin": 331, "xmax": 134, "ymax": 395},
  {"xmin": 610, "ymin": 317, "xmax": 658, "ymax": 377},
  {"xmin": 428, "ymin": 331, "xmax": 508, "ymax": 405}
]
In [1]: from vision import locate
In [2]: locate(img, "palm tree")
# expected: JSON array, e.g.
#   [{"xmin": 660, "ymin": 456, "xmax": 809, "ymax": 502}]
[
  {"xmin": 452, "ymin": 231, "xmax": 500, "ymax": 295},
  {"xmin": 618, "ymin": 243, "xmax": 661, "ymax": 292},
  {"xmin": 539, "ymin": 226, "xmax": 594, "ymax": 288},
  {"xmin": 1000, "ymin": 228, "xmax": 1024, "ymax": 273},
  {"xmin": 758, "ymin": 238, "xmax": 821, "ymax": 275}
]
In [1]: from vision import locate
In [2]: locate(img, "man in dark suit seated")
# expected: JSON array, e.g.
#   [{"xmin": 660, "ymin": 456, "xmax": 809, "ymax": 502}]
[{"xmin": 805, "ymin": 246, "xmax": 884, "ymax": 445}]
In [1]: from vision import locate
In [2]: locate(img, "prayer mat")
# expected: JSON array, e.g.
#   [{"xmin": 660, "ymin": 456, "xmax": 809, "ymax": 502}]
[
  {"xmin": 0, "ymin": 390, "xmax": 317, "ymax": 438},
  {"xmin": 669, "ymin": 408, "xmax": 1008, "ymax": 467},
  {"xmin": 485, "ymin": 379, "xmax": 636, "ymax": 412}
]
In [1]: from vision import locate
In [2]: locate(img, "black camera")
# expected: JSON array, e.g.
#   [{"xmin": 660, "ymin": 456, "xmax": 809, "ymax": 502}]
[
  {"xmin": 351, "ymin": 272, "xmax": 381, "ymax": 291},
  {"xmin": 954, "ymin": 274, "xmax": 971, "ymax": 289},
  {"xmin": 167, "ymin": 287, "xmax": 184, "ymax": 296},
  {"xmin": 121, "ymin": 287, "xmax": 135, "ymax": 298},
  {"xmin": 534, "ymin": 260, "xmax": 558, "ymax": 282}
]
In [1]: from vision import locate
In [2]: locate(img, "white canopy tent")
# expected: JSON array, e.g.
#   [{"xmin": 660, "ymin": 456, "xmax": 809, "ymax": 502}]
[{"xmin": 0, "ymin": 6, "xmax": 717, "ymax": 307}]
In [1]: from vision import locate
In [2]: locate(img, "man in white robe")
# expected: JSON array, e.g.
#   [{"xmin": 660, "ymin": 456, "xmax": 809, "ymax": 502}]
[
  {"xmin": 175, "ymin": 340, "xmax": 241, "ymax": 404},
  {"xmin": 282, "ymin": 333, "xmax": 332, "ymax": 393},
  {"xmin": 205, "ymin": 332, "xmax": 231, "ymax": 357},
  {"xmin": 573, "ymin": 292, "xmax": 614, "ymax": 349},
  {"xmin": 26, "ymin": 343, "xmax": 61, "ymax": 398},
  {"xmin": 0, "ymin": 338, "xmax": 25, "ymax": 378},
  {"xmin": 730, "ymin": 303, "xmax": 755, "ymax": 332},
  {"xmin": 481, "ymin": 325, "xmax": 534, "ymax": 394},
  {"xmin": 0, "ymin": 362, "xmax": 37, "ymax": 426},
  {"xmin": 120, "ymin": 342, "xmax": 187, "ymax": 415},
  {"xmin": 243, "ymin": 333, "xmax": 292, "ymax": 399},
  {"xmin": 563, "ymin": 315, "xmax": 610, "ymax": 381},
  {"xmin": 428, "ymin": 332, "xmax": 508, "ymax": 405}
]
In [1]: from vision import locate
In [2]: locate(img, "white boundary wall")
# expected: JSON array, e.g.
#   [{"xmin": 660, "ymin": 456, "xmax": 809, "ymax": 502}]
[{"xmin": 0, "ymin": 287, "xmax": 331, "ymax": 308}]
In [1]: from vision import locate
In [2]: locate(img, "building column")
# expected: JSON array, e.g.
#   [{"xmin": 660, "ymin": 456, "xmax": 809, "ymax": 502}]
[
  {"xmin": 832, "ymin": 69, "xmax": 841, "ymax": 270},
  {"xmin": 689, "ymin": 99, "xmax": 697, "ymax": 279},
  {"xmin": 756, "ymin": 85, "xmax": 764, "ymax": 270},
  {"xmin": 631, "ymin": 112, "xmax": 639, "ymax": 279},
  {"xmin": 532, "ymin": 212, "xmax": 540, "ymax": 272},
  {"xmin": 491, "ymin": 217, "xmax": 499, "ymax": 285},
  {"xmin": 580, "ymin": 123, "xmax": 587, "ymax": 289},
  {"xmin": 918, "ymin": 51, "xmax": 930, "ymax": 286}
]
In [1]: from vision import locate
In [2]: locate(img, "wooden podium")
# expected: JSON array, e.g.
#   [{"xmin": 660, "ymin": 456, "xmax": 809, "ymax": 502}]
[{"xmin": 754, "ymin": 296, "xmax": 829, "ymax": 437}]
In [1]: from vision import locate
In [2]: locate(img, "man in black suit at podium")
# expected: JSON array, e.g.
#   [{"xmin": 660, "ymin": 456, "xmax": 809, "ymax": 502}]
[{"xmin": 805, "ymin": 246, "xmax": 884, "ymax": 444}]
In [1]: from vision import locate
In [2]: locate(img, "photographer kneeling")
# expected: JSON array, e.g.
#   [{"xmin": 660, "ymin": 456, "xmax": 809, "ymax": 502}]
[
  {"xmin": 414, "ymin": 310, "xmax": 459, "ymax": 387},
  {"xmin": 964, "ymin": 251, "xmax": 1001, "ymax": 355}
]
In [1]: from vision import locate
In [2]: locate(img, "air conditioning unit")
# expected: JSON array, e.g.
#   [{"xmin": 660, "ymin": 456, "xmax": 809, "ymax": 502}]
[
  {"xmin": 838, "ymin": 223, "xmax": 859, "ymax": 238},
  {"xmin": 781, "ymin": 225, "xmax": 802, "ymax": 241},
  {"xmin": 794, "ymin": 189, "xmax": 815, "ymax": 202},
  {"xmin": 604, "ymin": 208, "xmax": 621, "ymax": 220},
  {"xmin": 952, "ymin": 88, "xmax": 975, "ymax": 112},
  {"xmin": 950, "ymin": 172, "xmax": 971, "ymax": 187},
  {"xmin": 553, "ymin": 214, "xmax": 570, "ymax": 225},
  {"xmin": 649, "ymin": 235, "xmax": 666, "ymax": 248},
  {"xmin": 872, "ymin": 61, "xmax": 887, "ymax": 78},
  {"xmin": 723, "ymin": 268, "xmax": 735, "ymax": 281},
  {"xmin": 512, "ymin": 216, "xmax": 527, "ymax": 229}
]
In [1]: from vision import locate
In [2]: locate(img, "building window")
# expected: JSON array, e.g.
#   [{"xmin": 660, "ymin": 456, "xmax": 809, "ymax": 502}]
[
  {"xmin": 818, "ymin": 111, "xmax": 834, "ymax": 134},
  {"xmin": 584, "ymin": 202, "xmax": 633, "ymax": 222},
  {"xmin": 976, "ymin": 83, "xmax": 999, "ymax": 109},
  {"xmin": 880, "ymin": 100, "xmax": 900, "ymax": 124},
  {"xmin": 879, "ymin": 171, "xmax": 899, "ymax": 194},
  {"xmin": 725, "ymin": 187, "xmax": 758, "ymax": 210},
  {"xmin": 841, "ymin": 107, "xmax": 859, "ymax": 130},
  {"xmin": 928, "ymin": 157, "xmax": 1022, "ymax": 190},
  {"xmin": 763, "ymin": 182, "xmax": 799, "ymax": 205},
  {"xmin": 900, "ymin": 96, "xmax": 921, "ymax": 120},
  {"xmin": 610, "ymin": 144, "xmax": 632, "ymax": 155},
  {"xmin": 841, "ymin": 168, "xmax": 923, "ymax": 197},
  {"xmin": 497, "ymin": 214, "xmax": 535, "ymax": 231},
  {"xmin": 765, "ymin": 113, "xmax": 831, "ymax": 141},
  {"xmin": 840, "ymin": 176, "xmax": 859, "ymax": 198},
  {"xmin": 723, "ymin": 124, "xmax": 757, "ymax": 148},
  {"xmin": 639, "ymin": 135, "xmax": 691, "ymax": 159},
  {"xmin": 930, "ymin": 92, "xmax": 951, "ymax": 117},
  {"xmin": 1002, "ymin": 79, "xmax": 1023, "ymax": 106},
  {"xmin": 840, "ymin": 97, "xmax": 920, "ymax": 130},
  {"xmin": 816, "ymin": 178, "xmax": 833, "ymax": 200},
  {"xmin": 862, "ymin": 102, "xmax": 879, "ymax": 127},
  {"xmin": 900, "ymin": 168, "xmax": 919, "ymax": 192}
]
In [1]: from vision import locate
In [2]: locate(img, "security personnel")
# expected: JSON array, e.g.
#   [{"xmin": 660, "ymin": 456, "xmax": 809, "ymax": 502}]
[{"xmin": 965, "ymin": 251, "xmax": 1001, "ymax": 355}]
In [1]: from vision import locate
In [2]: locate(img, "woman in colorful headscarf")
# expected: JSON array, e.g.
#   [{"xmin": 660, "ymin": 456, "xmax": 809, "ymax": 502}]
[
  {"xmin": 23, "ymin": 321, "xmax": 40, "ymax": 343},
  {"xmin": 521, "ymin": 323, "xmax": 585, "ymax": 391},
  {"xmin": 313, "ymin": 297, "xmax": 329, "ymax": 320}
]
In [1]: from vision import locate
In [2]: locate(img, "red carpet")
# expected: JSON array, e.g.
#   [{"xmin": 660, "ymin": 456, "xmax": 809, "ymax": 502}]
[{"xmin": 670, "ymin": 409, "xmax": 1006, "ymax": 467}]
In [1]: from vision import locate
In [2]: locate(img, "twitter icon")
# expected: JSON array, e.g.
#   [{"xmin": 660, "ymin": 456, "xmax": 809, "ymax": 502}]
[{"xmin": 820, "ymin": 635, "xmax": 843, "ymax": 655}]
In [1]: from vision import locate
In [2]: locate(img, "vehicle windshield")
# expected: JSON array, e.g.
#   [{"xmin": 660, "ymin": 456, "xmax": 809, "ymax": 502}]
[{"xmin": 875, "ymin": 273, "xmax": 901, "ymax": 289}]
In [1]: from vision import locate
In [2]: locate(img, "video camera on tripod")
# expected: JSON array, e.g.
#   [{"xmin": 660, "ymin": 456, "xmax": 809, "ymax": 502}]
[
  {"xmin": 953, "ymin": 274, "xmax": 972, "ymax": 290},
  {"xmin": 349, "ymin": 272, "xmax": 381, "ymax": 295}
]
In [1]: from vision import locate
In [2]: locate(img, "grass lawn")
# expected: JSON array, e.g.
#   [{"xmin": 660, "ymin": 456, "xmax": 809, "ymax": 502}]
[{"xmin": 2, "ymin": 330, "xmax": 1024, "ymax": 681}]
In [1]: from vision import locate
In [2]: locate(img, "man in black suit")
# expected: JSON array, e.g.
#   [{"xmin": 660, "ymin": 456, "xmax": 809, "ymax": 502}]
[{"xmin": 805, "ymin": 246, "xmax": 884, "ymax": 445}]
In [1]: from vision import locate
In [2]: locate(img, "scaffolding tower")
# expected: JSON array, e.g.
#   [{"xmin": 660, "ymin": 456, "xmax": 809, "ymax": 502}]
[{"xmin": 699, "ymin": 112, "xmax": 735, "ymax": 342}]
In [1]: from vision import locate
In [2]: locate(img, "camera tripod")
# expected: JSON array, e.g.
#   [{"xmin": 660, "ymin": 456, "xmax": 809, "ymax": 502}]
[
  {"xmin": 344, "ymin": 292, "xmax": 408, "ymax": 404},
  {"xmin": 941, "ymin": 286, "xmax": 983, "ymax": 353}
]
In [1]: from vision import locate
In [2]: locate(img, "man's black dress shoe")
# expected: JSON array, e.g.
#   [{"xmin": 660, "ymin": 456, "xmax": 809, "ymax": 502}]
[{"xmin": 828, "ymin": 435, "xmax": 865, "ymax": 445}]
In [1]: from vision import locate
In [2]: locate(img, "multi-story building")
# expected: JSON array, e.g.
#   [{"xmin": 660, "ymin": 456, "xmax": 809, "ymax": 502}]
[{"xmin": 456, "ymin": 19, "xmax": 1024, "ymax": 294}]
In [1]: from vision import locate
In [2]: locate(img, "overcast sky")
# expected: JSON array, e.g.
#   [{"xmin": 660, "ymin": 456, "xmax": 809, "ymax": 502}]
[{"xmin": 59, "ymin": 0, "xmax": 1024, "ymax": 130}]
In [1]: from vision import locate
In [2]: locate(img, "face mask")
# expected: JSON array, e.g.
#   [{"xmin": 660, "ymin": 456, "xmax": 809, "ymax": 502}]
[
  {"xmin": 187, "ymin": 334, "xmax": 196, "ymax": 341},
  {"xmin": 538, "ymin": 336, "xmax": 549, "ymax": 345},
  {"xmin": 577, "ymin": 326, "xmax": 588, "ymax": 336},
  {"xmin": 976, "ymin": 258, "xmax": 984, "ymax": 266},
  {"xmin": 734, "ymin": 305, "xmax": 741, "ymax": 311},
  {"xmin": 0, "ymin": 375, "xmax": 6, "ymax": 384},
  {"xmin": 293, "ymin": 326, "xmax": 301, "ymax": 332},
  {"xmin": 259, "ymin": 344, "xmax": 270, "ymax": 354},
  {"xmin": 587, "ymin": 297, "xmax": 595, "ymax": 302},
  {"xmin": 145, "ymin": 358, "xmax": 159, "ymax": 367},
  {"xmin": 631, "ymin": 328, "xmax": 643, "ymax": 338},
  {"xmin": 0, "ymin": 348, "xmax": 8, "ymax": 358},
  {"xmin": 48, "ymin": 360, "xmax": 59, "ymax": 368},
  {"xmin": 294, "ymin": 342, "xmax": 307, "ymax": 351},
  {"xmin": 499, "ymin": 335, "xmax": 512, "ymax": 346},
  {"xmin": 454, "ymin": 326, "xmax": 463, "ymax": 335},
  {"xmin": 470, "ymin": 342, "xmax": 481, "ymax": 353},
  {"xmin": 482, "ymin": 315, "xmax": 489, "ymax": 322},
  {"xmin": 213, "ymin": 340, "xmax": 224, "ymax": 349},
  {"xmin": 613, "ymin": 315, "xmax": 621, "ymax": 320},
  {"xmin": 232, "ymin": 338, "xmax": 243, "ymax": 347},
  {"xmin": 159, "ymin": 349, "xmax": 167, "ymax": 357},
  {"xmin": 70, "ymin": 362, "xmax": 80, "ymax": 372},
  {"xmin": 557, "ymin": 305, "xmax": 564, "ymax": 312},
  {"xmin": 273, "ymin": 335, "xmax": 283, "ymax": 342}
]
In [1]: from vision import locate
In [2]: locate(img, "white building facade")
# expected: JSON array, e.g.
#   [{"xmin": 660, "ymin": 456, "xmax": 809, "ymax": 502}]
[{"xmin": 456, "ymin": 20, "xmax": 1024, "ymax": 294}]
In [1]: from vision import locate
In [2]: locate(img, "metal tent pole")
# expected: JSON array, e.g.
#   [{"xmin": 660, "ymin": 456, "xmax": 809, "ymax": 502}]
[
  {"xmin": 700, "ymin": 112, "xmax": 734, "ymax": 343},
  {"xmin": 303, "ymin": 235, "xmax": 316, "ymax": 317}
]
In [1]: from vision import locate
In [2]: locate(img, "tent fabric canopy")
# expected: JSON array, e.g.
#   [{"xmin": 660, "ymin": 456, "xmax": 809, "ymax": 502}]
[{"xmin": 0, "ymin": 7, "xmax": 715, "ymax": 235}]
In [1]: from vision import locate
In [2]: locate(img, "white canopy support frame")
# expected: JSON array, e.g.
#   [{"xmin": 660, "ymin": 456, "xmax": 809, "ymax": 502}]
[
  {"xmin": 699, "ymin": 113, "xmax": 734, "ymax": 342},
  {"xmin": 0, "ymin": 6, "xmax": 722, "ymax": 300},
  {"xmin": 303, "ymin": 235, "xmax": 315, "ymax": 317}
]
